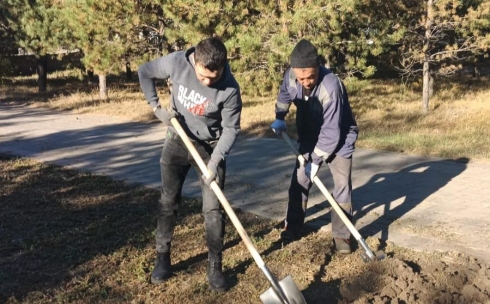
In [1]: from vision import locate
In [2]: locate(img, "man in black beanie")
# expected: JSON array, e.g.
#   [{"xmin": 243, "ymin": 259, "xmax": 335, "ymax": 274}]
[{"xmin": 270, "ymin": 39, "xmax": 359, "ymax": 254}]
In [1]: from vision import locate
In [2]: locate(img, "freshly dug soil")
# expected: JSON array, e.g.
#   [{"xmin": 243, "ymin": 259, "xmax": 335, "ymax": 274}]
[{"xmin": 252, "ymin": 232, "xmax": 490, "ymax": 304}]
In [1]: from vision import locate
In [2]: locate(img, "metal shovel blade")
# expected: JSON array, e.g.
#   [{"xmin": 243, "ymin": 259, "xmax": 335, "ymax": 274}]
[
  {"xmin": 259, "ymin": 275, "xmax": 307, "ymax": 304},
  {"xmin": 358, "ymin": 239, "xmax": 386, "ymax": 262},
  {"xmin": 361, "ymin": 250, "xmax": 387, "ymax": 262}
]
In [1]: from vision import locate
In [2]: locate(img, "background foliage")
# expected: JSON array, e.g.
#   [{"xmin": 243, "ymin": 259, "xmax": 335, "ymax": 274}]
[{"xmin": 1, "ymin": 0, "xmax": 489, "ymax": 106}]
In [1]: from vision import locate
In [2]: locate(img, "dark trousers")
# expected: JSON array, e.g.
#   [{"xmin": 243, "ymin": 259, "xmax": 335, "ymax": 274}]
[
  {"xmin": 285, "ymin": 145, "xmax": 353, "ymax": 239},
  {"xmin": 156, "ymin": 134, "xmax": 225, "ymax": 262}
]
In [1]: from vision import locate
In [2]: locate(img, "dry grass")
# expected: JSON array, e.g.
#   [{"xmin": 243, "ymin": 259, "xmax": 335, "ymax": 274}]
[
  {"xmin": 348, "ymin": 77, "xmax": 490, "ymax": 162},
  {"xmin": 2, "ymin": 70, "xmax": 490, "ymax": 162},
  {"xmin": 2, "ymin": 155, "xmax": 490, "ymax": 304},
  {"xmin": 0, "ymin": 154, "xmax": 342, "ymax": 303}
]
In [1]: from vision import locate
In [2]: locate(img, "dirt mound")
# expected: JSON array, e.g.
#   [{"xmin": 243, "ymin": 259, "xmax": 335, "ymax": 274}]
[
  {"xmin": 311, "ymin": 236, "xmax": 490, "ymax": 304},
  {"xmin": 340, "ymin": 252, "xmax": 490, "ymax": 303}
]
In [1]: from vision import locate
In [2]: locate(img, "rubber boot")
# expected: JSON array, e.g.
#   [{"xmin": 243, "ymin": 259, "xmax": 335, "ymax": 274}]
[
  {"xmin": 207, "ymin": 261, "xmax": 227, "ymax": 292},
  {"xmin": 151, "ymin": 251, "xmax": 171, "ymax": 284}
]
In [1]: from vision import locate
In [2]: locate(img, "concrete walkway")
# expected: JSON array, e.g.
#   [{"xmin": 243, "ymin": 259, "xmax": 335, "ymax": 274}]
[{"xmin": 2, "ymin": 103, "xmax": 490, "ymax": 262}]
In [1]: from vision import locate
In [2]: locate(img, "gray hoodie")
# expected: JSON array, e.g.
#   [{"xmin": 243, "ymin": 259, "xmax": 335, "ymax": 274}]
[{"xmin": 138, "ymin": 47, "xmax": 242, "ymax": 163}]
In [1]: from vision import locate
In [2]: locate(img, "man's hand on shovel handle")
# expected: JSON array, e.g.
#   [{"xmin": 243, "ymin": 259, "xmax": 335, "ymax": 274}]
[{"xmin": 203, "ymin": 159, "xmax": 219, "ymax": 186}]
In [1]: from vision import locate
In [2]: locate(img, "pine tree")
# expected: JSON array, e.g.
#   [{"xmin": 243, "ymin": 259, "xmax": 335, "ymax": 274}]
[
  {"xmin": 224, "ymin": 0, "xmax": 394, "ymax": 95},
  {"xmin": 386, "ymin": 0, "xmax": 490, "ymax": 112},
  {"xmin": 2, "ymin": 0, "xmax": 64, "ymax": 92},
  {"xmin": 140, "ymin": 0, "xmax": 256, "ymax": 92},
  {"xmin": 128, "ymin": 1, "xmax": 408, "ymax": 96},
  {"xmin": 0, "ymin": 7, "xmax": 16, "ymax": 79},
  {"xmin": 59, "ymin": 0, "xmax": 140, "ymax": 100}
]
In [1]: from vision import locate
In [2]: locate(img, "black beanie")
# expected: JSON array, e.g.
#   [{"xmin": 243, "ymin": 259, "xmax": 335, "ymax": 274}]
[{"xmin": 290, "ymin": 39, "xmax": 319, "ymax": 68}]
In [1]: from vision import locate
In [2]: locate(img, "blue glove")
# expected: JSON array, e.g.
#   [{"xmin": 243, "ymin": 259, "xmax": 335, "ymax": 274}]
[
  {"xmin": 202, "ymin": 159, "xmax": 219, "ymax": 186},
  {"xmin": 153, "ymin": 106, "xmax": 176, "ymax": 126},
  {"xmin": 270, "ymin": 119, "xmax": 287, "ymax": 135}
]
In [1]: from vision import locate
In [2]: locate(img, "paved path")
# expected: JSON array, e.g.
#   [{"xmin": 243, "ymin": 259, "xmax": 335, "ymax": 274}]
[{"xmin": 2, "ymin": 103, "xmax": 490, "ymax": 262}]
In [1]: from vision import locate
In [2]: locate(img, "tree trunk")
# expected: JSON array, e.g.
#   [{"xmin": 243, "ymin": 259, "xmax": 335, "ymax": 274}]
[
  {"xmin": 324, "ymin": 56, "xmax": 331, "ymax": 69},
  {"xmin": 422, "ymin": 0, "xmax": 434, "ymax": 113},
  {"xmin": 87, "ymin": 69, "xmax": 95, "ymax": 82},
  {"xmin": 422, "ymin": 60, "xmax": 430, "ymax": 113},
  {"xmin": 126, "ymin": 62, "xmax": 132, "ymax": 81},
  {"xmin": 98, "ymin": 74, "xmax": 108, "ymax": 100},
  {"xmin": 37, "ymin": 55, "xmax": 48, "ymax": 93},
  {"xmin": 158, "ymin": 16, "xmax": 165, "ymax": 55},
  {"xmin": 473, "ymin": 59, "xmax": 480, "ymax": 79},
  {"xmin": 428, "ymin": 72, "xmax": 434, "ymax": 98}
]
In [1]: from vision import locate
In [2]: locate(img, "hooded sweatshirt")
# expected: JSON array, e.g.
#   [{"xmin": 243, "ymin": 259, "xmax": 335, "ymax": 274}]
[
  {"xmin": 275, "ymin": 66, "xmax": 358, "ymax": 159},
  {"xmin": 138, "ymin": 47, "xmax": 242, "ymax": 163}
]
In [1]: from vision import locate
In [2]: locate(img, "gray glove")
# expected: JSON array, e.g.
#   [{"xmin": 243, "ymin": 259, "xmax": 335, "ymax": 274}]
[
  {"xmin": 153, "ymin": 106, "xmax": 175, "ymax": 126},
  {"xmin": 306, "ymin": 151, "xmax": 323, "ymax": 180},
  {"xmin": 305, "ymin": 162, "xmax": 320, "ymax": 180},
  {"xmin": 202, "ymin": 159, "xmax": 219, "ymax": 186},
  {"xmin": 310, "ymin": 151, "xmax": 323, "ymax": 166}
]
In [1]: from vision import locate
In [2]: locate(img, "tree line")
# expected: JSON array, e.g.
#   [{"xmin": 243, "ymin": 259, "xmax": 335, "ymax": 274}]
[{"xmin": 1, "ymin": 0, "xmax": 489, "ymax": 112}]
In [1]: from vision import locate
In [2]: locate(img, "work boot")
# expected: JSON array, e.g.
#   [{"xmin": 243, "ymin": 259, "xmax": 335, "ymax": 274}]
[
  {"xmin": 151, "ymin": 251, "xmax": 171, "ymax": 284},
  {"xmin": 207, "ymin": 261, "xmax": 227, "ymax": 292},
  {"xmin": 334, "ymin": 238, "xmax": 352, "ymax": 254}
]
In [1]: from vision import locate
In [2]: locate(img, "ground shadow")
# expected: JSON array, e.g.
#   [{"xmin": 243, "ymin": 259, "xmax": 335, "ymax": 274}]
[
  {"xmin": 0, "ymin": 107, "xmax": 165, "ymax": 189},
  {"xmin": 301, "ymin": 252, "xmax": 341, "ymax": 303},
  {"xmin": 0, "ymin": 154, "xmax": 165, "ymax": 302},
  {"xmin": 0, "ymin": 107, "xmax": 167, "ymax": 301},
  {"xmin": 303, "ymin": 156, "xmax": 469, "ymax": 246},
  {"xmin": 354, "ymin": 157, "xmax": 469, "ymax": 241},
  {"xmin": 272, "ymin": 152, "xmax": 473, "ymax": 276},
  {"xmin": 1, "ymin": 151, "xmax": 282, "ymax": 302}
]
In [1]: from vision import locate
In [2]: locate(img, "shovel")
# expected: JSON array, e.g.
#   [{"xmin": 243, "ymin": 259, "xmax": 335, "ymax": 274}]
[
  {"xmin": 170, "ymin": 117, "xmax": 307, "ymax": 304},
  {"xmin": 281, "ymin": 132, "xmax": 385, "ymax": 262}
]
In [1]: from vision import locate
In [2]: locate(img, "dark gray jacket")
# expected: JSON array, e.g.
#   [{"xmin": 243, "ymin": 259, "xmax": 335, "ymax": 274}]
[{"xmin": 275, "ymin": 66, "xmax": 358, "ymax": 159}]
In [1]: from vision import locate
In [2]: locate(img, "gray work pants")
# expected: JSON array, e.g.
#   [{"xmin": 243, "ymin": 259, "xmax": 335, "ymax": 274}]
[{"xmin": 285, "ymin": 145, "xmax": 353, "ymax": 239}]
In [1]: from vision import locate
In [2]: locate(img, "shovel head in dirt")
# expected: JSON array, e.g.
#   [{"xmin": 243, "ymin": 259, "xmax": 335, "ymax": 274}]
[
  {"xmin": 281, "ymin": 132, "xmax": 385, "ymax": 263},
  {"xmin": 260, "ymin": 275, "xmax": 307, "ymax": 304}
]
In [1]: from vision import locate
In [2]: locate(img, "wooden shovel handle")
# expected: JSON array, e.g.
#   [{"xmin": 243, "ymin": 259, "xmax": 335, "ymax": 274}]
[
  {"xmin": 280, "ymin": 132, "xmax": 364, "ymax": 241},
  {"xmin": 170, "ymin": 118, "xmax": 265, "ymax": 268}
]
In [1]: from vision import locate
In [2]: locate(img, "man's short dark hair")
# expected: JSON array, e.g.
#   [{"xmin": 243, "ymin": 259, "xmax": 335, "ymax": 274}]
[{"xmin": 195, "ymin": 37, "xmax": 227, "ymax": 71}]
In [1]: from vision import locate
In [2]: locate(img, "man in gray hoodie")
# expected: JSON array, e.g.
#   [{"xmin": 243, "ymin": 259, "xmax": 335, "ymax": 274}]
[
  {"xmin": 138, "ymin": 37, "xmax": 242, "ymax": 292},
  {"xmin": 270, "ymin": 39, "xmax": 359, "ymax": 254}
]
